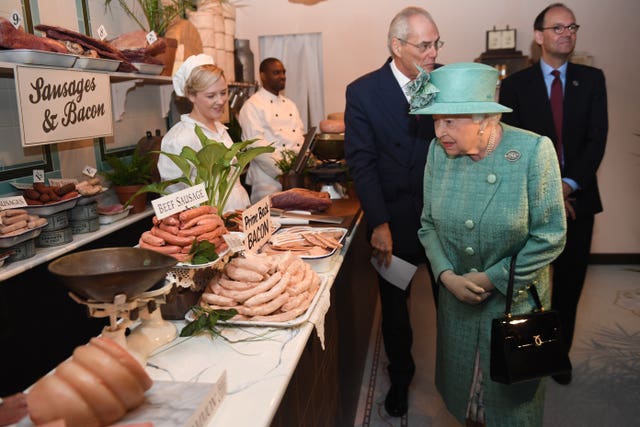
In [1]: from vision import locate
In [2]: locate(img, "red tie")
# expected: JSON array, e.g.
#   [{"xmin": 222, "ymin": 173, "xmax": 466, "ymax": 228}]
[{"xmin": 550, "ymin": 70, "xmax": 564, "ymax": 165}]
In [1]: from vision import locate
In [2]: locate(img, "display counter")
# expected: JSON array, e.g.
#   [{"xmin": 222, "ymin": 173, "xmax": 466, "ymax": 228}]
[
  {"xmin": 5, "ymin": 198, "xmax": 379, "ymax": 426},
  {"xmin": 138, "ymin": 198, "xmax": 376, "ymax": 427}
]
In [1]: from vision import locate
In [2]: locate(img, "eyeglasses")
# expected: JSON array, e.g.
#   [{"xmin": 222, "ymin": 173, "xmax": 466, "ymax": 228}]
[
  {"xmin": 540, "ymin": 24, "xmax": 580, "ymax": 34},
  {"xmin": 397, "ymin": 38, "xmax": 445, "ymax": 53}
]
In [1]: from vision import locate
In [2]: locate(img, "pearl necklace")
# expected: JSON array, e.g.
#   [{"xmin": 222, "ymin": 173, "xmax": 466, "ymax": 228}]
[{"xmin": 485, "ymin": 125, "xmax": 498, "ymax": 157}]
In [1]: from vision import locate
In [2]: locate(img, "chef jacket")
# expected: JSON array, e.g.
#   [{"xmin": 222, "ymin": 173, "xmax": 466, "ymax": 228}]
[{"xmin": 238, "ymin": 87, "xmax": 305, "ymax": 203}]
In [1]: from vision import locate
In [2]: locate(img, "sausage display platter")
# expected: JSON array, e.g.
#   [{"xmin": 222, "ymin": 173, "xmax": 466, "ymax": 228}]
[{"xmin": 185, "ymin": 275, "xmax": 328, "ymax": 328}]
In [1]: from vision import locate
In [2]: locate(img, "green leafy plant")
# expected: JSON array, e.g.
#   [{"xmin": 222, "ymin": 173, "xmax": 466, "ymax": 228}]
[
  {"xmin": 102, "ymin": 146, "xmax": 153, "ymax": 186},
  {"xmin": 131, "ymin": 124, "xmax": 274, "ymax": 213},
  {"xmin": 104, "ymin": 0, "xmax": 193, "ymax": 37},
  {"xmin": 180, "ymin": 306, "xmax": 238, "ymax": 337},
  {"xmin": 274, "ymin": 149, "xmax": 298, "ymax": 176},
  {"xmin": 188, "ymin": 240, "xmax": 218, "ymax": 265},
  {"xmin": 274, "ymin": 148, "xmax": 314, "ymax": 177}
]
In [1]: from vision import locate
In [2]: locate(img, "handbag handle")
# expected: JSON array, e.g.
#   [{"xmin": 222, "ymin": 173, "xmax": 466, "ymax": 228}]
[
  {"xmin": 504, "ymin": 256, "xmax": 545, "ymax": 318},
  {"xmin": 504, "ymin": 256, "xmax": 517, "ymax": 317}
]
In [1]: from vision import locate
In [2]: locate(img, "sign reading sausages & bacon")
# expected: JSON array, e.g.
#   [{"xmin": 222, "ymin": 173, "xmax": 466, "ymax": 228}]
[{"xmin": 14, "ymin": 66, "xmax": 113, "ymax": 147}]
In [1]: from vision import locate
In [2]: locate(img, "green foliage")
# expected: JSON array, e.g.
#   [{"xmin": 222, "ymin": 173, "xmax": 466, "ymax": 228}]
[
  {"xmin": 130, "ymin": 124, "xmax": 274, "ymax": 213},
  {"xmin": 188, "ymin": 240, "xmax": 219, "ymax": 265},
  {"xmin": 102, "ymin": 146, "xmax": 152, "ymax": 186},
  {"xmin": 104, "ymin": 0, "xmax": 194, "ymax": 36},
  {"xmin": 180, "ymin": 306, "xmax": 238, "ymax": 337},
  {"xmin": 274, "ymin": 149, "xmax": 297, "ymax": 176},
  {"xmin": 274, "ymin": 148, "xmax": 314, "ymax": 177}
]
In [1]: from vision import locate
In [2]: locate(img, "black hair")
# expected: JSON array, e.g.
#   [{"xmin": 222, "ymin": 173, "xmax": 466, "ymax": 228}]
[{"xmin": 259, "ymin": 57, "xmax": 282, "ymax": 73}]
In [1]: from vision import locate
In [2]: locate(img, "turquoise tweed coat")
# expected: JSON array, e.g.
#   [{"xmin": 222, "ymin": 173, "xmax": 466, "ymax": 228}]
[{"xmin": 418, "ymin": 124, "xmax": 567, "ymax": 427}]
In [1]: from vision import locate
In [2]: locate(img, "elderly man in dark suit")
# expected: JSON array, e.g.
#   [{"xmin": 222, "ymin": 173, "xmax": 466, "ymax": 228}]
[
  {"xmin": 499, "ymin": 2, "xmax": 608, "ymax": 386},
  {"xmin": 344, "ymin": 6, "xmax": 442, "ymax": 417}
]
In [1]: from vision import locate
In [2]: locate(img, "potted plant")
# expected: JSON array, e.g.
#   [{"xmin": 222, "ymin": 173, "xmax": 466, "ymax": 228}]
[
  {"xmin": 131, "ymin": 125, "xmax": 274, "ymax": 214},
  {"xmin": 104, "ymin": 0, "xmax": 193, "ymax": 37},
  {"xmin": 104, "ymin": 1, "xmax": 194, "ymax": 75},
  {"xmin": 274, "ymin": 148, "xmax": 313, "ymax": 190},
  {"xmin": 102, "ymin": 146, "xmax": 153, "ymax": 213}
]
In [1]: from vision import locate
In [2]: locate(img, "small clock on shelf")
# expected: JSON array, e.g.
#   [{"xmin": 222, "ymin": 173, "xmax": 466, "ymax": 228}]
[{"xmin": 486, "ymin": 26, "xmax": 517, "ymax": 51}]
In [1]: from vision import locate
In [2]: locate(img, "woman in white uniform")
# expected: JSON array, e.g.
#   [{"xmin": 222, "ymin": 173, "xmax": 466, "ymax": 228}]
[{"xmin": 158, "ymin": 54, "xmax": 250, "ymax": 213}]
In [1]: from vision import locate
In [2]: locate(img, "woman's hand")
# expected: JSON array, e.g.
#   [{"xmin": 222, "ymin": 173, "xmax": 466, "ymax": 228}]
[
  {"xmin": 440, "ymin": 270, "xmax": 491, "ymax": 304},
  {"xmin": 463, "ymin": 271, "xmax": 495, "ymax": 292}
]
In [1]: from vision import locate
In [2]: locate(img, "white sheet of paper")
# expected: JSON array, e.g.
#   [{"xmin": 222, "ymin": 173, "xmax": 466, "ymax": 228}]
[{"xmin": 370, "ymin": 255, "xmax": 418, "ymax": 290}]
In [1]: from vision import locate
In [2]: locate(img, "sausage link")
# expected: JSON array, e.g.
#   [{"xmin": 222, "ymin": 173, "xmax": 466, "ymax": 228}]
[
  {"xmin": 140, "ymin": 231, "xmax": 164, "ymax": 246},
  {"xmin": 150, "ymin": 226, "xmax": 195, "ymax": 247},
  {"xmin": 138, "ymin": 240, "xmax": 181, "ymax": 254},
  {"xmin": 179, "ymin": 206, "xmax": 215, "ymax": 222},
  {"xmin": 177, "ymin": 221, "xmax": 220, "ymax": 237}
]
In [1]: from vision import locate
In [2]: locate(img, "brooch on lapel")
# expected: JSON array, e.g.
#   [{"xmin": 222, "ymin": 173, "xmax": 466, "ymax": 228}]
[{"xmin": 505, "ymin": 150, "xmax": 521, "ymax": 162}]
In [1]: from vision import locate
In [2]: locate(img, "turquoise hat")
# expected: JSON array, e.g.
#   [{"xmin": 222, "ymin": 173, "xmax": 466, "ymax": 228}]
[{"xmin": 409, "ymin": 62, "xmax": 512, "ymax": 115}]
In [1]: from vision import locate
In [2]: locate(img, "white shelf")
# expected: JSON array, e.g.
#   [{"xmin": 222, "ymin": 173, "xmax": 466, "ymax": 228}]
[{"xmin": 0, "ymin": 207, "xmax": 153, "ymax": 282}]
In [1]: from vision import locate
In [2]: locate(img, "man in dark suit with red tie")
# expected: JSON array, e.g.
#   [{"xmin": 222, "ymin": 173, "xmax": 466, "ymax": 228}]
[
  {"xmin": 344, "ymin": 6, "xmax": 441, "ymax": 417},
  {"xmin": 499, "ymin": 3, "xmax": 608, "ymax": 385}
]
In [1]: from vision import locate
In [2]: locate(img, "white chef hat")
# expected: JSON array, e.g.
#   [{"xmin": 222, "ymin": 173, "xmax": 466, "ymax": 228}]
[{"xmin": 173, "ymin": 54, "xmax": 215, "ymax": 97}]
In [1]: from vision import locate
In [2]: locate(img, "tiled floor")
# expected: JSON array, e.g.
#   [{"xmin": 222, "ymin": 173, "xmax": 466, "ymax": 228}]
[{"xmin": 354, "ymin": 264, "xmax": 640, "ymax": 427}]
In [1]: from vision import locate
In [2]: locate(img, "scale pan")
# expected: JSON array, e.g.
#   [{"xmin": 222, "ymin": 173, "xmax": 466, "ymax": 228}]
[{"xmin": 48, "ymin": 247, "xmax": 177, "ymax": 302}]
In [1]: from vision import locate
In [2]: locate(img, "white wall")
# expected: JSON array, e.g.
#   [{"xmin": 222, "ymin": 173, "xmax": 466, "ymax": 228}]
[{"xmin": 236, "ymin": 0, "xmax": 640, "ymax": 255}]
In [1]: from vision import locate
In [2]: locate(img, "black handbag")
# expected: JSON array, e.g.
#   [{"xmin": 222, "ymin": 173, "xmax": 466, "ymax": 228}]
[{"xmin": 490, "ymin": 257, "xmax": 572, "ymax": 384}]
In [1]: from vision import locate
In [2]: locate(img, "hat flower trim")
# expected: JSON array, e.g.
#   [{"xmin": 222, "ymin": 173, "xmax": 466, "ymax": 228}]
[{"xmin": 408, "ymin": 65, "xmax": 439, "ymax": 113}]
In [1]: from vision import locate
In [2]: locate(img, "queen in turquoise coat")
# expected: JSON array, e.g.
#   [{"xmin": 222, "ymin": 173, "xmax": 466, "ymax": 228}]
[{"xmin": 410, "ymin": 63, "xmax": 566, "ymax": 426}]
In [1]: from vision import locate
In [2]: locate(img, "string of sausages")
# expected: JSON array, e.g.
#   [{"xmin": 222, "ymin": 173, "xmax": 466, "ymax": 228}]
[
  {"xmin": 138, "ymin": 205, "xmax": 228, "ymax": 262},
  {"xmin": 201, "ymin": 252, "xmax": 322, "ymax": 322}
]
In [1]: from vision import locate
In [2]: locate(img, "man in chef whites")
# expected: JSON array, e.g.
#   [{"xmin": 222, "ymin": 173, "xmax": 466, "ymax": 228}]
[
  {"xmin": 238, "ymin": 58, "xmax": 305, "ymax": 204},
  {"xmin": 344, "ymin": 6, "xmax": 442, "ymax": 418}
]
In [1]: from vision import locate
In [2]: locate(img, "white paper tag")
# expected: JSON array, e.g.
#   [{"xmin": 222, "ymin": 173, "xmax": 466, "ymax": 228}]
[
  {"xmin": 82, "ymin": 166, "xmax": 98, "ymax": 177},
  {"xmin": 223, "ymin": 232, "xmax": 245, "ymax": 253},
  {"xmin": 146, "ymin": 31, "xmax": 158, "ymax": 45},
  {"xmin": 10, "ymin": 10, "xmax": 22, "ymax": 29},
  {"xmin": 0, "ymin": 196, "xmax": 28, "ymax": 210},
  {"xmin": 33, "ymin": 169, "xmax": 44, "ymax": 183},
  {"xmin": 96, "ymin": 24, "xmax": 108, "ymax": 41},
  {"xmin": 151, "ymin": 183, "xmax": 208, "ymax": 220}
]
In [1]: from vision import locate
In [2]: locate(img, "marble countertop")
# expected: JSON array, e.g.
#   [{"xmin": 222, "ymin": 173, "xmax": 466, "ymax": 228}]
[
  {"xmin": 142, "ymin": 258, "xmax": 346, "ymax": 427},
  {"xmin": 137, "ymin": 211, "xmax": 361, "ymax": 427}
]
